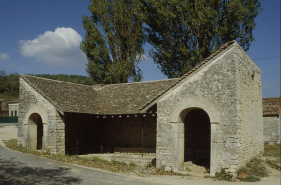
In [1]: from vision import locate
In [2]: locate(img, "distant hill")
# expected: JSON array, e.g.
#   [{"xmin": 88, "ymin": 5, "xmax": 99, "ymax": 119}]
[
  {"xmin": 0, "ymin": 70, "xmax": 93, "ymax": 101},
  {"xmin": 0, "ymin": 93, "xmax": 18, "ymax": 102}
]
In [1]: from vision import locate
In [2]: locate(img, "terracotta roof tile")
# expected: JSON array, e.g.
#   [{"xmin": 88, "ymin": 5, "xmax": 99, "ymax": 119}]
[{"xmin": 262, "ymin": 97, "xmax": 281, "ymax": 116}]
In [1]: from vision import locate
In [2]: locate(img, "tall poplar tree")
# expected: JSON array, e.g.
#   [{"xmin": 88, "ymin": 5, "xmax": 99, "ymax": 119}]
[
  {"xmin": 81, "ymin": 0, "xmax": 145, "ymax": 84},
  {"xmin": 142, "ymin": 0, "xmax": 262, "ymax": 78}
]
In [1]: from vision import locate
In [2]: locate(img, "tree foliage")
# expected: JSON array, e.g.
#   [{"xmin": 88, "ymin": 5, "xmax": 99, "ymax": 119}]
[
  {"xmin": 142, "ymin": 0, "xmax": 262, "ymax": 78},
  {"xmin": 0, "ymin": 70, "xmax": 93, "ymax": 100},
  {"xmin": 0, "ymin": 70, "xmax": 19, "ymax": 96},
  {"xmin": 81, "ymin": 0, "xmax": 146, "ymax": 84}
]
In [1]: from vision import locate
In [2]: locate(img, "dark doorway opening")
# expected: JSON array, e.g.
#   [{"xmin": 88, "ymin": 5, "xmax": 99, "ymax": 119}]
[
  {"xmin": 28, "ymin": 113, "xmax": 43, "ymax": 151},
  {"xmin": 184, "ymin": 109, "xmax": 210, "ymax": 170},
  {"xmin": 36, "ymin": 116, "xmax": 43, "ymax": 150}
]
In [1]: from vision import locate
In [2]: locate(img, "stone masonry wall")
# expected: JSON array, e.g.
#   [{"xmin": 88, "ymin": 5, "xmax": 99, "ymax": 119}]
[
  {"xmin": 263, "ymin": 116, "xmax": 281, "ymax": 144},
  {"xmin": 18, "ymin": 78, "xmax": 65, "ymax": 154},
  {"xmin": 157, "ymin": 46, "xmax": 240, "ymax": 173},
  {"xmin": 65, "ymin": 113, "xmax": 156, "ymax": 155},
  {"xmin": 236, "ymin": 45, "xmax": 264, "ymax": 169}
]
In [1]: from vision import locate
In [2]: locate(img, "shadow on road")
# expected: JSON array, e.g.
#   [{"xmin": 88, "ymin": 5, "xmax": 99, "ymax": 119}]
[{"xmin": 0, "ymin": 157, "xmax": 82, "ymax": 185}]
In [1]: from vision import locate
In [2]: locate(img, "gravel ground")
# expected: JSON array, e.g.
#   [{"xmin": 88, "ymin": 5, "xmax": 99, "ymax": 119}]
[{"xmin": 0, "ymin": 124, "xmax": 280, "ymax": 185}]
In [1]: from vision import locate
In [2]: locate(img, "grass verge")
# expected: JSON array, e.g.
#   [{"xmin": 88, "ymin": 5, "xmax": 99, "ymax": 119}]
[
  {"xmin": 264, "ymin": 143, "xmax": 281, "ymax": 161},
  {"xmin": 238, "ymin": 158, "xmax": 268, "ymax": 182},
  {"xmin": 4, "ymin": 139, "xmax": 136, "ymax": 173}
]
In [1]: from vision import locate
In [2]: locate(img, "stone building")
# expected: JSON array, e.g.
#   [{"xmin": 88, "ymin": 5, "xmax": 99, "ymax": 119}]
[
  {"xmin": 18, "ymin": 41, "xmax": 263, "ymax": 176},
  {"xmin": 0, "ymin": 100, "xmax": 9, "ymax": 117},
  {"xmin": 263, "ymin": 97, "xmax": 281, "ymax": 144}
]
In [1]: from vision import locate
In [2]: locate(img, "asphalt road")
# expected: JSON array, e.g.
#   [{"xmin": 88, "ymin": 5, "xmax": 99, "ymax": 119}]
[{"xmin": 0, "ymin": 143, "xmax": 163, "ymax": 185}]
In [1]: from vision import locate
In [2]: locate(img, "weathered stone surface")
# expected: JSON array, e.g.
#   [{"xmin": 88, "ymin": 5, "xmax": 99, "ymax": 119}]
[
  {"xmin": 263, "ymin": 116, "xmax": 281, "ymax": 144},
  {"xmin": 18, "ymin": 78, "xmax": 65, "ymax": 154},
  {"xmin": 155, "ymin": 41, "xmax": 263, "ymax": 176},
  {"xmin": 18, "ymin": 41, "xmax": 263, "ymax": 178}
]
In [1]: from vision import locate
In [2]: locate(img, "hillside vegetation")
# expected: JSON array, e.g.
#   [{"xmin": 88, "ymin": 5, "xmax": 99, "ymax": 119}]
[{"xmin": 0, "ymin": 70, "xmax": 93, "ymax": 101}]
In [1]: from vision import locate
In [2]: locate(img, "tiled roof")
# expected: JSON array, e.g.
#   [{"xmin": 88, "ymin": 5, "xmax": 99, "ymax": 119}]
[
  {"xmin": 21, "ymin": 40, "xmax": 237, "ymax": 115},
  {"xmin": 96, "ymin": 79, "xmax": 178, "ymax": 114},
  {"xmin": 21, "ymin": 75, "xmax": 178, "ymax": 115},
  {"xmin": 262, "ymin": 97, "xmax": 281, "ymax": 116},
  {"xmin": 140, "ymin": 40, "xmax": 236, "ymax": 112},
  {"xmin": 21, "ymin": 75, "xmax": 103, "ymax": 114}
]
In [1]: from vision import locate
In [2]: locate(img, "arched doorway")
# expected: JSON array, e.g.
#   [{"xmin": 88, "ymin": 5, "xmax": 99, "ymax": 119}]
[
  {"xmin": 28, "ymin": 113, "xmax": 43, "ymax": 151},
  {"xmin": 170, "ymin": 97, "xmax": 220, "ymax": 175},
  {"xmin": 184, "ymin": 109, "xmax": 210, "ymax": 170}
]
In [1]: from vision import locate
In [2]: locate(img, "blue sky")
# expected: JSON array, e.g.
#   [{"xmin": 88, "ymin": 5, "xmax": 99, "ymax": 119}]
[{"xmin": 0, "ymin": 0, "xmax": 280, "ymax": 98}]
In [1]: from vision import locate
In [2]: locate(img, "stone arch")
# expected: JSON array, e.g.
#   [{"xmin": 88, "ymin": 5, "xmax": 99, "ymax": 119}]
[
  {"xmin": 170, "ymin": 97, "xmax": 220, "ymax": 124},
  {"xmin": 170, "ymin": 97, "xmax": 220, "ymax": 176},
  {"xmin": 24, "ymin": 105, "xmax": 48, "ymax": 151}
]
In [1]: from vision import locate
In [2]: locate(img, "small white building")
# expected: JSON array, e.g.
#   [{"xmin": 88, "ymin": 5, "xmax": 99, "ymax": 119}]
[{"xmin": 8, "ymin": 101, "xmax": 19, "ymax": 117}]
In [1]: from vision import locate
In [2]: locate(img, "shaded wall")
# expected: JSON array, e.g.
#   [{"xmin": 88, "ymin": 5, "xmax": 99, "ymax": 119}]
[
  {"xmin": 65, "ymin": 113, "xmax": 156, "ymax": 155},
  {"xmin": 237, "ymin": 47, "xmax": 263, "ymax": 169}
]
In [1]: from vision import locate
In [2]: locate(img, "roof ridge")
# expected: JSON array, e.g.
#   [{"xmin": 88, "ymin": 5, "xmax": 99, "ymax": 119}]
[
  {"xmin": 140, "ymin": 40, "xmax": 236, "ymax": 112},
  {"xmin": 20, "ymin": 74, "xmax": 94, "ymax": 88},
  {"xmin": 95, "ymin": 78, "xmax": 180, "ymax": 90}
]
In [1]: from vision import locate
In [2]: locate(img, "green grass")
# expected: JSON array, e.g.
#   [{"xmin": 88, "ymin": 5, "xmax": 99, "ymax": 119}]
[
  {"xmin": 4, "ymin": 139, "xmax": 136, "ymax": 173},
  {"xmin": 264, "ymin": 142, "xmax": 281, "ymax": 169},
  {"xmin": 264, "ymin": 143, "xmax": 281, "ymax": 159},
  {"xmin": 240, "ymin": 176, "xmax": 260, "ymax": 182},
  {"xmin": 238, "ymin": 158, "xmax": 268, "ymax": 182}
]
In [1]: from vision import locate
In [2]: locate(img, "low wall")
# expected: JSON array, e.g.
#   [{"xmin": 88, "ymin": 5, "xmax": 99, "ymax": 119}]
[
  {"xmin": 264, "ymin": 116, "xmax": 280, "ymax": 144},
  {"xmin": 0, "ymin": 117, "xmax": 18, "ymax": 123}
]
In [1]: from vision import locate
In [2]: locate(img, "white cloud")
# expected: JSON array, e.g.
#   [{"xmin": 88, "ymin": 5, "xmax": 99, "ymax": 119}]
[
  {"xmin": 0, "ymin": 53, "xmax": 10, "ymax": 60},
  {"xmin": 19, "ymin": 27, "xmax": 87, "ymax": 67}
]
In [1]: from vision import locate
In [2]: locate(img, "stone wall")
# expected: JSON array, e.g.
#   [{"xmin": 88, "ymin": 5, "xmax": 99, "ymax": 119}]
[
  {"xmin": 18, "ymin": 78, "xmax": 65, "ymax": 154},
  {"xmin": 157, "ymin": 45, "xmax": 240, "ymax": 173},
  {"xmin": 156, "ymin": 42, "xmax": 263, "ymax": 175},
  {"xmin": 65, "ymin": 113, "xmax": 156, "ymax": 155},
  {"xmin": 236, "ymin": 45, "xmax": 264, "ymax": 169},
  {"xmin": 263, "ymin": 116, "xmax": 281, "ymax": 144}
]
